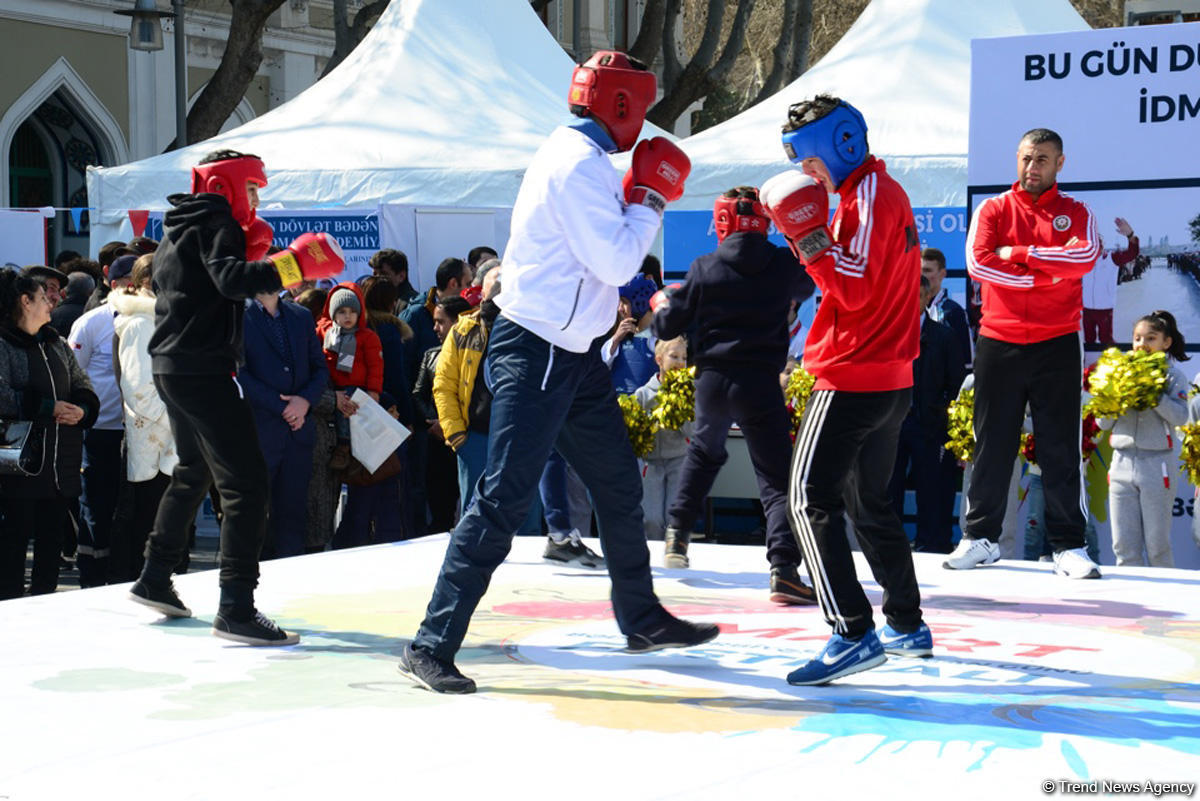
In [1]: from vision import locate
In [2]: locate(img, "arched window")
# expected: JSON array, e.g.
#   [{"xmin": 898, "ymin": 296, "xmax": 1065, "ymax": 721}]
[{"xmin": 1, "ymin": 59, "xmax": 129, "ymax": 258}]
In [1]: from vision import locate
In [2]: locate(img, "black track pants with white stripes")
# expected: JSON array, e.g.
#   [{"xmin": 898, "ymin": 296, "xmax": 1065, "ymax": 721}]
[
  {"xmin": 964, "ymin": 333, "xmax": 1085, "ymax": 551},
  {"xmin": 787, "ymin": 388, "xmax": 923, "ymax": 638}
]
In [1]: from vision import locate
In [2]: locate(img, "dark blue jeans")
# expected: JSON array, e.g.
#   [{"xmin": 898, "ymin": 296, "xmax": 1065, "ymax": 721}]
[
  {"xmin": 668, "ymin": 367, "xmax": 802, "ymax": 568},
  {"xmin": 261, "ymin": 426, "xmax": 316, "ymax": 559},
  {"xmin": 412, "ymin": 317, "xmax": 667, "ymax": 661},
  {"xmin": 888, "ymin": 415, "xmax": 950, "ymax": 552},
  {"xmin": 538, "ymin": 449, "xmax": 573, "ymax": 535},
  {"xmin": 458, "ymin": 431, "xmax": 543, "ymax": 535},
  {"xmin": 333, "ymin": 475, "xmax": 406, "ymax": 549},
  {"xmin": 77, "ymin": 428, "xmax": 124, "ymax": 586}
]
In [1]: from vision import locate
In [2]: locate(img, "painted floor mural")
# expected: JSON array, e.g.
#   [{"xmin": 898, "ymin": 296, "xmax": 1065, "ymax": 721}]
[{"xmin": 2, "ymin": 536, "xmax": 1198, "ymax": 800}]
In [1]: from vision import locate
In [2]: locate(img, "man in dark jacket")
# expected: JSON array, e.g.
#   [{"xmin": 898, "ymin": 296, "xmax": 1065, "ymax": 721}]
[
  {"xmin": 370, "ymin": 248, "xmax": 421, "ymax": 313},
  {"xmin": 920, "ymin": 248, "xmax": 970, "ymax": 371},
  {"xmin": 398, "ymin": 257, "xmax": 471, "ymax": 387},
  {"xmin": 130, "ymin": 149, "xmax": 343, "ymax": 645},
  {"xmin": 398, "ymin": 257, "xmax": 471, "ymax": 536},
  {"xmin": 240, "ymin": 290, "xmax": 329, "ymax": 559},
  {"xmin": 50, "ymin": 272, "xmax": 95, "ymax": 333},
  {"xmin": 889, "ymin": 276, "xmax": 965, "ymax": 553},
  {"xmin": 653, "ymin": 186, "xmax": 816, "ymax": 603}
]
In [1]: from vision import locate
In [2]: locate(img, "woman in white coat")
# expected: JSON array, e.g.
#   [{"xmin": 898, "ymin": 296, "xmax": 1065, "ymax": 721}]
[{"xmin": 109, "ymin": 256, "xmax": 179, "ymax": 582}]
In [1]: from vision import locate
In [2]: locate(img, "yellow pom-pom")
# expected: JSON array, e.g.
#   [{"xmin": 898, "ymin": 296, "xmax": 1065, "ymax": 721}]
[
  {"xmin": 945, "ymin": 389, "xmax": 975, "ymax": 462},
  {"xmin": 649, "ymin": 366, "xmax": 696, "ymax": 431},
  {"xmin": 1084, "ymin": 349, "xmax": 1168, "ymax": 417},
  {"xmin": 617, "ymin": 394, "xmax": 656, "ymax": 458},
  {"xmin": 1179, "ymin": 423, "xmax": 1200, "ymax": 487},
  {"xmin": 784, "ymin": 367, "xmax": 816, "ymax": 440}
]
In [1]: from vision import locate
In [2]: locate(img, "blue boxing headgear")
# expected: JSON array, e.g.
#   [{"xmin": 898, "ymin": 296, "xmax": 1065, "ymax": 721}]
[
  {"xmin": 780, "ymin": 98, "xmax": 868, "ymax": 190},
  {"xmin": 619, "ymin": 275, "xmax": 657, "ymax": 318}
]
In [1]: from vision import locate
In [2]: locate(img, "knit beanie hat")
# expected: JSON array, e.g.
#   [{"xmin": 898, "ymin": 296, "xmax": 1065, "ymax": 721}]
[{"xmin": 329, "ymin": 287, "xmax": 360, "ymax": 316}]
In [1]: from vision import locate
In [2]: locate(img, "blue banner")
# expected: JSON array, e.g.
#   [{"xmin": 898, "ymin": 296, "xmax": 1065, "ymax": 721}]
[
  {"xmin": 912, "ymin": 207, "xmax": 967, "ymax": 276},
  {"xmin": 664, "ymin": 206, "xmax": 968, "ymax": 302},
  {"xmin": 145, "ymin": 209, "xmax": 379, "ymax": 280},
  {"xmin": 662, "ymin": 210, "xmax": 792, "ymax": 281}
]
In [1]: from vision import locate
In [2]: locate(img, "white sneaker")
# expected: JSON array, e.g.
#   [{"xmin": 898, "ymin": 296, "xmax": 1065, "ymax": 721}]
[
  {"xmin": 942, "ymin": 538, "xmax": 1000, "ymax": 570},
  {"xmin": 1053, "ymin": 547, "xmax": 1101, "ymax": 579}
]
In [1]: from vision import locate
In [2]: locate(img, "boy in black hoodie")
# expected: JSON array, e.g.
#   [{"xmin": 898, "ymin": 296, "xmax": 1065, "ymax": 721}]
[
  {"xmin": 652, "ymin": 186, "xmax": 817, "ymax": 603},
  {"xmin": 129, "ymin": 150, "xmax": 343, "ymax": 645}
]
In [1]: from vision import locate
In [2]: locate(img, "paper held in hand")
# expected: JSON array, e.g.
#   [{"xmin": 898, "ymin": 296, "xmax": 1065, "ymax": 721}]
[{"xmin": 348, "ymin": 389, "xmax": 411, "ymax": 474}]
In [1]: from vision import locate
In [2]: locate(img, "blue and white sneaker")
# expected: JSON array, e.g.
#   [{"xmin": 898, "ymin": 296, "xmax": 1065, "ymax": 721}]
[
  {"xmin": 877, "ymin": 622, "xmax": 933, "ymax": 657},
  {"xmin": 786, "ymin": 630, "xmax": 887, "ymax": 686}
]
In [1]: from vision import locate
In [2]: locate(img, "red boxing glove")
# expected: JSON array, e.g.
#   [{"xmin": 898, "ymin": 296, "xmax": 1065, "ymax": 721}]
[
  {"xmin": 760, "ymin": 171, "xmax": 833, "ymax": 264},
  {"xmin": 622, "ymin": 137, "xmax": 691, "ymax": 214},
  {"xmin": 649, "ymin": 282, "xmax": 681, "ymax": 313},
  {"xmin": 244, "ymin": 218, "xmax": 274, "ymax": 261},
  {"xmin": 268, "ymin": 232, "xmax": 345, "ymax": 289}
]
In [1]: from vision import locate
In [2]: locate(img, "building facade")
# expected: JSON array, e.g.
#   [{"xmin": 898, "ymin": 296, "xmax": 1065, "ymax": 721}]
[{"xmin": 1, "ymin": 0, "xmax": 340, "ymax": 258}]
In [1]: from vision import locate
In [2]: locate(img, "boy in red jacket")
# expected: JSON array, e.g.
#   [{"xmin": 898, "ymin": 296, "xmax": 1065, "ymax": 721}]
[
  {"xmin": 317, "ymin": 283, "xmax": 383, "ymax": 468},
  {"xmin": 761, "ymin": 95, "xmax": 929, "ymax": 686}
]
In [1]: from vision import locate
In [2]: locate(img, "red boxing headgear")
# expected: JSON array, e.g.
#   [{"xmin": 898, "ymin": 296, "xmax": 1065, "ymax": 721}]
[
  {"xmin": 191, "ymin": 154, "xmax": 267, "ymax": 227},
  {"xmin": 568, "ymin": 51, "xmax": 656, "ymax": 153},
  {"xmin": 713, "ymin": 188, "xmax": 770, "ymax": 242}
]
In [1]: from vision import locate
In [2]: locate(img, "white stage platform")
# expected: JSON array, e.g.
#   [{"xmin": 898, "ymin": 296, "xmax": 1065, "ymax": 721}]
[{"xmin": 2, "ymin": 535, "xmax": 1198, "ymax": 800}]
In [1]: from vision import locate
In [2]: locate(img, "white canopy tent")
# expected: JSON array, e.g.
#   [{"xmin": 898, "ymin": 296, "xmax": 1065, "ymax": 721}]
[
  {"xmin": 86, "ymin": 0, "xmax": 667, "ymax": 248},
  {"xmin": 675, "ymin": 0, "xmax": 1089, "ymax": 210}
]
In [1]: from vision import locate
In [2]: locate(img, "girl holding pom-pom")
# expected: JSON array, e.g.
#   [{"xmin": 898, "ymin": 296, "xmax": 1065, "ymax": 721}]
[{"xmin": 1099, "ymin": 311, "xmax": 1190, "ymax": 567}]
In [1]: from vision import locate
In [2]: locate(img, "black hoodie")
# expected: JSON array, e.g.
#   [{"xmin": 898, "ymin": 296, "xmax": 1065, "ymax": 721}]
[
  {"xmin": 653, "ymin": 233, "xmax": 816, "ymax": 372},
  {"xmin": 148, "ymin": 193, "xmax": 283, "ymax": 375}
]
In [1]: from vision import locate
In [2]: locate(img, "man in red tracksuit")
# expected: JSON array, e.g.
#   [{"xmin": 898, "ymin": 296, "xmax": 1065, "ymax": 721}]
[
  {"xmin": 761, "ymin": 95, "xmax": 928, "ymax": 686},
  {"xmin": 948, "ymin": 127, "xmax": 1101, "ymax": 579}
]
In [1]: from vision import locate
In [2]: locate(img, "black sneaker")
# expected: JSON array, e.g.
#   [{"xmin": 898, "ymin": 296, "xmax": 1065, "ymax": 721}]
[
  {"xmin": 399, "ymin": 643, "xmax": 477, "ymax": 694},
  {"xmin": 129, "ymin": 579, "xmax": 192, "ymax": 618},
  {"xmin": 769, "ymin": 564, "xmax": 818, "ymax": 606},
  {"xmin": 663, "ymin": 527, "xmax": 690, "ymax": 568},
  {"xmin": 543, "ymin": 536, "xmax": 606, "ymax": 569},
  {"xmin": 212, "ymin": 610, "xmax": 300, "ymax": 646},
  {"xmin": 626, "ymin": 616, "xmax": 719, "ymax": 653}
]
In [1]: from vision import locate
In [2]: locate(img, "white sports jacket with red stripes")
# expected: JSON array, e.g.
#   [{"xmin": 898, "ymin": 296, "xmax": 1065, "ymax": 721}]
[
  {"xmin": 966, "ymin": 182, "xmax": 1099, "ymax": 344},
  {"xmin": 803, "ymin": 156, "xmax": 920, "ymax": 392}
]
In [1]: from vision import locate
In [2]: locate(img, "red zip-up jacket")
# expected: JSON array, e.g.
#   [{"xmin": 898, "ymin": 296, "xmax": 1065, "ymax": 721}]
[
  {"xmin": 315, "ymin": 281, "xmax": 384, "ymax": 394},
  {"xmin": 802, "ymin": 156, "xmax": 920, "ymax": 392},
  {"xmin": 966, "ymin": 182, "xmax": 1099, "ymax": 344}
]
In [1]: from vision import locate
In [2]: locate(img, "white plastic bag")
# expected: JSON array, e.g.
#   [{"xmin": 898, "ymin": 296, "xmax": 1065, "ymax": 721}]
[{"xmin": 347, "ymin": 389, "xmax": 411, "ymax": 474}]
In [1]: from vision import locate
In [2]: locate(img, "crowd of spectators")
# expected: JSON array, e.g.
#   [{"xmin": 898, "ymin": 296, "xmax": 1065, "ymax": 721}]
[
  {"xmin": 0, "ymin": 240, "xmax": 548, "ymax": 596},
  {"xmin": 3, "ymin": 226, "xmax": 1195, "ymax": 598}
]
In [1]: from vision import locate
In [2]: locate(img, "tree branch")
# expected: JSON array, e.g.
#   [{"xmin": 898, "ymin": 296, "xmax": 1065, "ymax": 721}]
[
  {"xmin": 788, "ymin": 0, "xmax": 814, "ymax": 81},
  {"xmin": 178, "ymin": 0, "xmax": 283, "ymax": 148},
  {"xmin": 321, "ymin": 0, "xmax": 390, "ymax": 79},
  {"xmin": 648, "ymin": 0, "xmax": 761, "ymax": 131},
  {"xmin": 708, "ymin": 0, "xmax": 756, "ymax": 84},
  {"xmin": 351, "ymin": 0, "xmax": 389, "ymax": 41},
  {"xmin": 688, "ymin": 0, "xmax": 727, "ymax": 76},
  {"xmin": 627, "ymin": 0, "xmax": 666, "ymax": 66},
  {"xmin": 661, "ymin": 0, "xmax": 683, "ymax": 90},
  {"xmin": 752, "ymin": 0, "xmax": 797, "ymax": 104}
]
